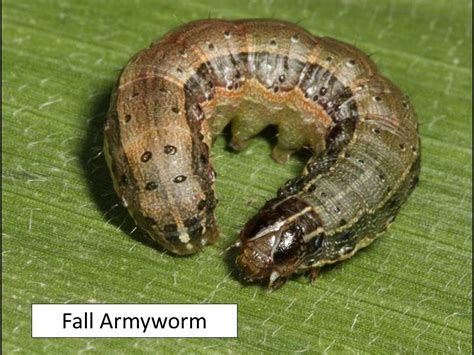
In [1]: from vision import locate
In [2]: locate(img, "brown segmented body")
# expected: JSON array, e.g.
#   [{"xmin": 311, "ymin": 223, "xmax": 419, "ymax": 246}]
[{"xmin": 104, "ymin": 19, "xmax": 420, "ymax": 288}]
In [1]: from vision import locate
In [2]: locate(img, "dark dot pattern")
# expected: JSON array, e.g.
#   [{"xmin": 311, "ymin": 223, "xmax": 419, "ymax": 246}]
[
  {"xmin": 164, "ymin": 145, "xmax": 177, "ymax": 155},
  {"xmin": 173, "ymin": 175, "xmax": 187, "ymax": 183},
  {"xmin": 145, "ymin": 181, "xmax": 158, "ymax": 190},
  {"xmin": 141, "ymin": 151, "xmax": 152, "ymax": 162}
]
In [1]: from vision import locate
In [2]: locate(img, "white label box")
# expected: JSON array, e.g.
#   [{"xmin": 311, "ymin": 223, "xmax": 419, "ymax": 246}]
[{"xmin": 32, "ymin": 304, "xmax": 237, "ymax": 338}]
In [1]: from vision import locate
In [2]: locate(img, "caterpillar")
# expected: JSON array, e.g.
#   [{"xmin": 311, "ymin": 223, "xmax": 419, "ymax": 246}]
[{"xmin": 104, "ymin": 19, "xmax": 420, "ymax": 289}]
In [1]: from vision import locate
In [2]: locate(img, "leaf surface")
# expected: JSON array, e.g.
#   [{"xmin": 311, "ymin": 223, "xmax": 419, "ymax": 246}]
[{"xmin": 3, "ymin": 0, "xmax": 472, "ymax": 352}]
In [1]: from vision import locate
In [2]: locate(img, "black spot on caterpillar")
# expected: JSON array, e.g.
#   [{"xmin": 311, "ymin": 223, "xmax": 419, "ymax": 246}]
[{"xmin": 104, "ymin": 19, "xmax": 420, "ymax": 289}]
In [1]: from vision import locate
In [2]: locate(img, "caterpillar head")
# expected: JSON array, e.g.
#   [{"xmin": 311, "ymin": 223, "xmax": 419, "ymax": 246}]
[{"xmin": 236, "ymin": 196, "xmax": 322, "ymax": 289}]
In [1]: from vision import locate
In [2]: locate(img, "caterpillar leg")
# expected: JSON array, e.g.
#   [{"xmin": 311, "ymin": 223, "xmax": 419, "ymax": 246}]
[
  {"xmin": 309, "ymin": 267, "xmax": 321, "ymax": 284},
  {"xmin": 271, "ymin": 120, "xmax": 308, "ymax": 163},
  {"xmin": 271, "ymin": 145, "xmax": 295, "ymax": 164},
  {"xmin": 230, "ymin": 115, "xmax": 269, "ymax": 151},
  {"xmin": 267, "ymin": 271, "xmax": 287, "ymax": 290}
]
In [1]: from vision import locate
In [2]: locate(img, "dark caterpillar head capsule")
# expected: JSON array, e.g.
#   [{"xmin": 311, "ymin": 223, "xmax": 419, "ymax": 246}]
[{"xmin": 236, "ymin": 196, "xmax": 322, "ymax": 288}]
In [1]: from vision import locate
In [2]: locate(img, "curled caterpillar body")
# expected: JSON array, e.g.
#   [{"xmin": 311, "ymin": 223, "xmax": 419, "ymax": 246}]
[{"xmin": 104, "ymin": 19, "xmax": 420, "ymax": 286}]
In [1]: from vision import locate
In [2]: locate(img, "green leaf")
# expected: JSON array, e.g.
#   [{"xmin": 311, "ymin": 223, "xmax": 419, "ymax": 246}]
[{"xmin": 3, "ymin": 0, "xmax": 471, "ymax": 352}]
